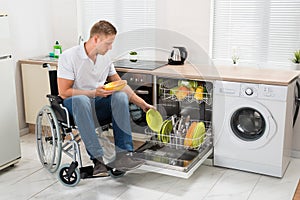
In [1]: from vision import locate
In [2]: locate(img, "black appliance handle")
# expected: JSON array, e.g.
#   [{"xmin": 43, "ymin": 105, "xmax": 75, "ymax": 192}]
[{"xmin": 293, "ymin": 80, "xmax": 300, "ymax": 127}]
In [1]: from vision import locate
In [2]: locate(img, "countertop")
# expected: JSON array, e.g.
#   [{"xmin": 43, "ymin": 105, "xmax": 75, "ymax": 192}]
[
  {"xmin": 19, "ymin": 56, "xmax": 58, "ymax": 66},
  {"xmin": 19, "ymin": 58, "xmax": 300, "ymax": 86}
]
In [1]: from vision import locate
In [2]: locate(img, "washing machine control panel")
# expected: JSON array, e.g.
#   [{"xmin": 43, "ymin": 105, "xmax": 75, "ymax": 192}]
[
  {"xmin": 214, "ymin": 81, "xmax": 288, "ymax": 101},
  {"xmin": 258, "ymin": 85, "xmax": 288, "ymax": 101}
]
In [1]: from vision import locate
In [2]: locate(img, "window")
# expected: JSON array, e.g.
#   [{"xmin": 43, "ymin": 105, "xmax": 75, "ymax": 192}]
[
  {"xmin": 77, "ymin": 0, "xmax": 156, "ymax": 59},
  {"xmin": 212, "ymin": 0, "xmax": 300, "ymax": 68}
]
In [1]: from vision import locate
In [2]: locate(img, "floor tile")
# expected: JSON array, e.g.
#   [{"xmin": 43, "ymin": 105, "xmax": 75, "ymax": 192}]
[
  {"xmin": 203, "ymin": 168, "xmax": 261, "ymax": 200},
  {"xmin": 159, "ymin": 165, "xmax": 226, "ymax": 200},
  {"xmin": 248, "ymin": 159, "xmax": 300, "ymax": 200},
  {"xmin": 0, "ymin": 167, "xmax": 57, "ymax": 200}
]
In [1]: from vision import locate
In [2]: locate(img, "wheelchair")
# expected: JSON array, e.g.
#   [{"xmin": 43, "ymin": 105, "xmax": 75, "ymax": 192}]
[{"xmin": 35, "ymin": 63, "xmax": 125, "ymax": 187}]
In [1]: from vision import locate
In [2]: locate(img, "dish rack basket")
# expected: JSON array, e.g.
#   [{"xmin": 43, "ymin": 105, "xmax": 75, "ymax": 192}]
[
  {"xmin": 144, "ymin": 120, "xmax": 212, "ymax": 151},
  {"xmin": 159, "ymin": 82, "xmax": 212, "ymax": 105}
]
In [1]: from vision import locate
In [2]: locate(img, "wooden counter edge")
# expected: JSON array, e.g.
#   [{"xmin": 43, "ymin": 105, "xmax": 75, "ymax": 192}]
[{"xmin": 19, "ymin": 59, "xmax": 58, "ymax": 66}]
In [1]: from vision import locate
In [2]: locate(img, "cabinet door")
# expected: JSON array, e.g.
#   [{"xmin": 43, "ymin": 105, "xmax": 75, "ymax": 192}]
[{"xmin": 21, "ymin": 63, "xmax": 51, "ymax": 124}]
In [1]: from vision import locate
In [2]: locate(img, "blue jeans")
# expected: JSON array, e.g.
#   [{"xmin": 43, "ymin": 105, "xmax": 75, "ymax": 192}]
[{"xmin": 63, "ymin": 92, "xmax": 133, "ymax": 160}]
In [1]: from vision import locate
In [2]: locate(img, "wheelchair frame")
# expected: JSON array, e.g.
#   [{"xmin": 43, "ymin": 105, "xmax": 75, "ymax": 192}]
[{"xmin": 35, "ymin": 63, "xmax": 124, "ymax": 187}]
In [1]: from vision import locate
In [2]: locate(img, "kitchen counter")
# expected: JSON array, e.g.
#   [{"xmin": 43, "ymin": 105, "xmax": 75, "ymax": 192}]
[
  {"xmin": 19, "ymin": 57, "xmax": 58, "ymax": 66},
  {"xmin": 116, "ymin": 63, "xmax": 300, "ymax": 86},
  {"xmin": 19, "ymin": 58, "xmax": 300, "ymax": 85}
]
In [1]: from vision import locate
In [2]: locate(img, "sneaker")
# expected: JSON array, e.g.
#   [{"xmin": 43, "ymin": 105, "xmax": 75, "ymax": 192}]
[
  {"xmin": 107, "ymin": 152, "xmax": 145, "ymax": 171},
  {"xmin": 93, "ymin": 158, "xmax": 109, "ymax": 177}
]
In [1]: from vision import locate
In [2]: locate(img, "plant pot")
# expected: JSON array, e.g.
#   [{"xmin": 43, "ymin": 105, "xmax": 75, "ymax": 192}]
[
  {"xmin": 291, "ymin": 63, "xmax": 300, "ymax": 70},
  {"xmin": 129, "ymin": 54, "xmax": 138, "ymax": 62}
]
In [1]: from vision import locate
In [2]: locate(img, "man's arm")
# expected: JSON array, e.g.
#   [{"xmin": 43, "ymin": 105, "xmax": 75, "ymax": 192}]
[{"xmin": 57, "ymin": 78, "xmax": 96, "ymax": 99}]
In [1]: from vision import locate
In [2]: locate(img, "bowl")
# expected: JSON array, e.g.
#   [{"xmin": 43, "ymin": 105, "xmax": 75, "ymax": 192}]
[
  {"xmin": 146, "ymin": 109, "xmax": 163, "ymax": 133},
  {"xmin": 103, "ymin": 80, "xmax": 127, "ymax": 91}
]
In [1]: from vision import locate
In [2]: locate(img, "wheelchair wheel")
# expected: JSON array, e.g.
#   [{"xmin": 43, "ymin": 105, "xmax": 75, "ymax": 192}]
[
  {"xmin": 58, "ymin": 163, "xmax": 80, "ymax": 187},
  {"xmin": 36, "ymin": 105, "xmax": 62, "ymax": 173},
  {"xmin": 108, "ymin": 168, "xmax": 125, "ymax": 178}
]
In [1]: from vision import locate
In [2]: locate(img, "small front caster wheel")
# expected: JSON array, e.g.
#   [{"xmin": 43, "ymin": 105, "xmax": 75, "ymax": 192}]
[
  {"xmin": 108, "ymin": 168, "xmax": 125, "ymax": 178},
  {"xmin": 58, "ymin": 163, "xmax": 80, "ymax": 187}
]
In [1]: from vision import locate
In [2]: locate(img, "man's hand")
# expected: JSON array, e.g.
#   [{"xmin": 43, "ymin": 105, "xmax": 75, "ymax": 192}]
[
  {"xmin": 95, "ymin": 85, "xmax": 114, "ymax": 97},
  {"xmin": 141, "ymin": 103, "xmax": 156, "ymax": 112}
]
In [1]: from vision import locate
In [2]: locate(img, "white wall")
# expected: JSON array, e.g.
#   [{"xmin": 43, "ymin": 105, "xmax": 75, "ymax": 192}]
[
  {"xmin": 156, "ymin": 0, "xmax": 211, "ymax": 54},
  {"xmin": 155, "ymin": 0, "xmax": 212, "ymax": 66},
  {"xmin": 51, "ymin": 0, "xmax": 78, "ymax": 50}
]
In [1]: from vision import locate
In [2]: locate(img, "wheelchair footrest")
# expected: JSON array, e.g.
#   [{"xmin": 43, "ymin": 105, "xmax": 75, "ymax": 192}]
[{"xmin": 79, "ymin": 166, "xmax": 109, "ymax": 179}]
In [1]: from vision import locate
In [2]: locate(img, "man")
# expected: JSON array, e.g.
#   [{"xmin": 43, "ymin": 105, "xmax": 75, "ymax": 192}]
[{"xmin": 57, "ymin": 20, "xmax": 154, "ymax": 176}]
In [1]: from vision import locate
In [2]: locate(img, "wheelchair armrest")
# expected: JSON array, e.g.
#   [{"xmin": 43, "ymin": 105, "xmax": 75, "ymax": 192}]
[{"xmin": 46, "ymin": 94, "xmax": 64, "ymax": 104}]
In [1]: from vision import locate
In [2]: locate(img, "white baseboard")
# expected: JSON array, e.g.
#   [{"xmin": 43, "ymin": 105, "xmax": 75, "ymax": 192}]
[{"xmin": 19, "ymin": 127, "xmax": 29, "ymax": 136}]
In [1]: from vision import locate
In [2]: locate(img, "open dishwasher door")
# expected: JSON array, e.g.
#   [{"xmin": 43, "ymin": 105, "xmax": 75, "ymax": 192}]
[
  {"xmin": 133, "ymin": 77, "xmax": 213, "ymax": 178},
  {"xmin": 134, "ymin": 127, "xmax": 213, "ymax": 178}
]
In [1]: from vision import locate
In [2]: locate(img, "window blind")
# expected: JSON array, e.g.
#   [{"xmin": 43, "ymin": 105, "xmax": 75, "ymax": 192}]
[
  {"xmin": 212, "ymin": 0, "xmax": 300, "ymax": 68},
  {"xmin": 77, "ymin": 0, "xmax": 156, "ymax": 59}
]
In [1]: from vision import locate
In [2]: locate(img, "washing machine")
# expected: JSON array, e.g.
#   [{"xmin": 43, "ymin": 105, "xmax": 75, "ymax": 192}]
[{"xmin": 213, "ymin": 80, "xmax": 296, "ymax": 177}]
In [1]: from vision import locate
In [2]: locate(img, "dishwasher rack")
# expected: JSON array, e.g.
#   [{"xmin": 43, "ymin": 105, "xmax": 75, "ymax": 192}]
[
  {"xmin": 158, "ymin": 79, "xmax": 213, "ymax": 105},
  {"xmin": 160, "ymin": 87, "xmax": 212, "ymax": 105},
  {"xmin": 144, "ymin": 120, "xmax": 212, "ymax": 151}
]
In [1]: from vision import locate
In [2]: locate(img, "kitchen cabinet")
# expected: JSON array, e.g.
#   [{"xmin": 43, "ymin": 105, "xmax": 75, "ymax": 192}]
[{"xmin": 21, "ymin": 62, "xmax": 56, "ymax": 124}]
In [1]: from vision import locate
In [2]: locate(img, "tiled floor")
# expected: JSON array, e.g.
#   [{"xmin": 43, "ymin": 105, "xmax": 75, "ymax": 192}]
[{"xmin": 0, "ymin": 133, "xmax": 299, "ymax": 200}]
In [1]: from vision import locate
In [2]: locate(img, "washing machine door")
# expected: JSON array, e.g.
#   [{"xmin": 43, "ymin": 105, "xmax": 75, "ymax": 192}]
[{"xmin": 226, "ymin": 100, "xmax": 277, "ymax": 149}]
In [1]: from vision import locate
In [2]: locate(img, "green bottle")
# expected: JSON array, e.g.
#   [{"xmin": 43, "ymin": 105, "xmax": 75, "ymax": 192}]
[{"xmin": 53, "ymin": 41, "xmax": 62, "ymax": 58}]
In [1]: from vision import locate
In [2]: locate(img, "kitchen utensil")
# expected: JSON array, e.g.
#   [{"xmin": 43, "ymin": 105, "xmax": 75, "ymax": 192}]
[
  {"xmin": 170, "ymin": 115, "xmax": 177, "ymax": 147},
  {"xmin": 168, "ymin": 46, "xmax": 188, "ymax": 65},
  {"xmin": 146, "ymin": 109, "xmax": 163, "ymax": 132},
  {"xmin": 185, "ymin": 115, "xmax": 190, "ymax": 131},
  {"xmin": 178, "ymin": 116, "xmax": 184, "ymax": 132}
]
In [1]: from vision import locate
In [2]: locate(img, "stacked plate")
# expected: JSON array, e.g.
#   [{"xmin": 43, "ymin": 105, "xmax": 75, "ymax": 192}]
[
  {"xmin": 184, "ymin": 121, "xmax": 206, "ymax": 148},
  {"xmin": 146, "ymin": 109, "xmax": 172, "ymax": 143}
]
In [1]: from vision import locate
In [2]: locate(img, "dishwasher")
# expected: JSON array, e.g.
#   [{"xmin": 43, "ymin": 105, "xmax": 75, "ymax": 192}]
[{"xmin": 135, "ymin": 77, "xmax": 213, "ymax": 178}]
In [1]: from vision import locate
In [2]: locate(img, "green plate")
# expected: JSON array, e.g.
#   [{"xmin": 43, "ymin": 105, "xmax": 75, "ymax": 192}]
[
  {"xmin": 160, "ymin": 120, "xmax": 172, "ymax": 143},
  {"xmin": 158, "ymin": 120, "xmax": 168, "ymax": 141},
  {"xmin": 146, "ymin": 109, "xmax": 163, "ymax": 133}
]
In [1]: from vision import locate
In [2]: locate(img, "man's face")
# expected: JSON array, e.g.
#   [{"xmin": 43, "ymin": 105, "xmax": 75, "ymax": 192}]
[{"xmin": 95, "ymin": 34, "xmax": 115, "ymax": 55}]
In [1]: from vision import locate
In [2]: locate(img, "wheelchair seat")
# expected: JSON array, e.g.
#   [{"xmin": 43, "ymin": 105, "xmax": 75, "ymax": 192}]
[{"xmin": 47, "ymin": 68, "xmax": 76, "ymax": 127}]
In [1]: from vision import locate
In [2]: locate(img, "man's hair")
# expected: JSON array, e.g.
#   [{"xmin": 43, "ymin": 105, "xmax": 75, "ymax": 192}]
[{"xmin": 90, "ymin": 20, "xmax": 117, "ymax": 38}]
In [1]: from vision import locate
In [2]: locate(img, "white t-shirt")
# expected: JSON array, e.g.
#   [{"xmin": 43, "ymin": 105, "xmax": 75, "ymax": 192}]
[{"xmin": 57, "ymin": 44, "xmax": 116, "ymax": 90}]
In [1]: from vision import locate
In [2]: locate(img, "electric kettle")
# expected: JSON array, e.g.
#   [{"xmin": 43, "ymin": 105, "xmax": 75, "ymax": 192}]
[{"xmin": 168, "ymin": 46, "xmax": 188, "ymax": 65}]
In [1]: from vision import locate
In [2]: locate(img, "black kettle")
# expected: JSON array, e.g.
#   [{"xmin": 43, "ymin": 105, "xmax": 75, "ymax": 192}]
[{"xmin": 168, "ymin": 46, "xmax": 188, "ymax": 65}]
